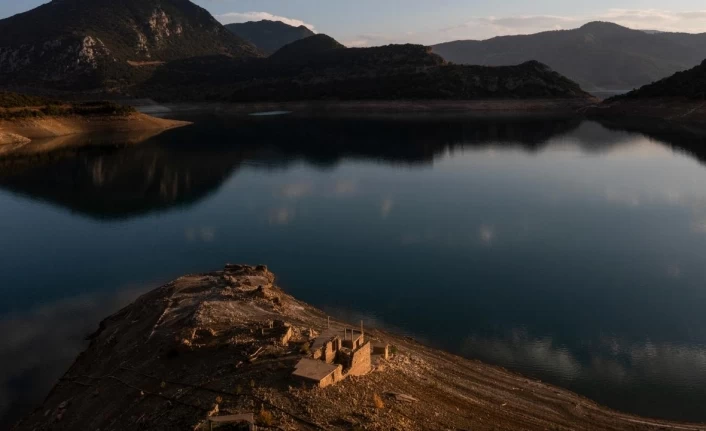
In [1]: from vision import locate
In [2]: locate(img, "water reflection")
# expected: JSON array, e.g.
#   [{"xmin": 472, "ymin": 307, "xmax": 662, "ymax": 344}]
[
  {"xmin": 2, "ymin": 115, "xmax": 706, "ymax": 425},
  {"xmin": 0, "ymin": 116, "xmax": 653, "ymax": 221},
  {"xmin": 0, "ymin": 130, "xmax": 250, "ymax": 220},
  {"xmin": 0, "ymin": 282, "xmax": 157, "ymax": 426},
  {"xmin": 461, "ymin": 330, "xmax": 706, "ymax": 420}
]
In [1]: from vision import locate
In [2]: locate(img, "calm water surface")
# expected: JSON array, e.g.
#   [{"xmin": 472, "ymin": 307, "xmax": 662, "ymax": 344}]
[{"xmin": 1, "ymin": 115, "xmax": 706, "ymax": 425}]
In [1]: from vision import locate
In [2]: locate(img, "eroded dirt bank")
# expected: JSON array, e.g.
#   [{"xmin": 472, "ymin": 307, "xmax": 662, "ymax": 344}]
[
  {"xmin": 13, "ymin": 265, "xmax": 706, "ymax": 431},
  {"xmin": 0, "ymin": 112, "xmax": 190, "ymax": 144}
]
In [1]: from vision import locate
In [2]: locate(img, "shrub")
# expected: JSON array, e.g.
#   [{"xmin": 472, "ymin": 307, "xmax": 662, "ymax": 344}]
[
  {"xmin": 257, "ymin": 404, "xmax": 274, "ymax": 426},
  {"xmin": 373, "ymin": 393, "xmax": 385, "ymax": 409}
]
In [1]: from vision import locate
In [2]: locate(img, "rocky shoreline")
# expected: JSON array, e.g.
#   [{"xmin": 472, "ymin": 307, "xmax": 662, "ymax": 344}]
[{"xmin": 13, "ymin": 265, "xmax": 706, "ymax": 431}]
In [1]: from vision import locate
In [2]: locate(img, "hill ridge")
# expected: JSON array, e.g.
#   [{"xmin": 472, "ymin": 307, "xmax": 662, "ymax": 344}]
[
  {"xmin": 432, "ymin": 21, "xmax": 706, "ymax": 92},
  {"xmin": 0, "ymin": 0, "xmax": 260, "ymax": 90},
  {"xmin": 225, "ymin": 19, "xmax": 316, "ymax": 55}
]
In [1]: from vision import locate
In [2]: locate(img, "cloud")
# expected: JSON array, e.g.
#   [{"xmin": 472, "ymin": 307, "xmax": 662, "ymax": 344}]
[
  {"xmin": 215, "ymin": 11, "xmax": 316, "ymax": 32},
  {"xmin": 342, "ymin": 9, "xmax": 706, "ymax": 47},
  {"xmin": 452, "ymin": 9, "xmax": 706, "ymax": 40}
]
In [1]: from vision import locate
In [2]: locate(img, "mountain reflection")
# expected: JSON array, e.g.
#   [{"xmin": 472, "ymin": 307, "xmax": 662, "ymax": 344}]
[
  {"xmin": 0, "ymin": 115, "xmax": 705, "ymax": 220},
  {"xmin": 0, "ymin": 129, "xmax": 252, "ymax": 220}
]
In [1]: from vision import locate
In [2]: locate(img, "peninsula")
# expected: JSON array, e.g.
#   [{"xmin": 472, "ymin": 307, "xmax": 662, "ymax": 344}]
[
  {"xmin": 0, "ymin": 91, "xmax": 189, "ymax": 149},
  {"xmin": 13, "ymin": 265, "xmax": 705, "ymax": 430}
]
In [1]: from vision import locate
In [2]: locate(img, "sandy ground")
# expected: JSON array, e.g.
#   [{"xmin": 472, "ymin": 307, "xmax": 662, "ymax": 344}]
[{"xmin": 13, "ymin": 265, "xmax": 706, "ymax": 431}]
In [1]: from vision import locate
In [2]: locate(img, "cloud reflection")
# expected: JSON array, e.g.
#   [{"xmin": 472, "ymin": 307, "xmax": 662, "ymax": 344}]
[
  {"xmin": 279, "ymin": 182, "xmax": 313, "ymax": 199},
  {"xmin": 332, "ymin": 180, "xmax": 359, "ymax": 196},
  {"xmin": 268, "ymin": 208, "xmax": 295, "ymax": 225},
  {"xmin": 461, "ymin": 330, "xmax": 706, "ymax": 388},
  {"xmin": 0, "ymin": 282, "xmax": 157, "ymax": 426},
  {"xmin": 185, "ymin": 227, "xmax": 217, "ymax": 242},
  {"xmin": 381, "ymin": 198, "xmax": 394, "ymax": 219}
]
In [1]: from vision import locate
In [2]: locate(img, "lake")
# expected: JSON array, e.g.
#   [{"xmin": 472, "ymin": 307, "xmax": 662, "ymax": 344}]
[{"xmin": 1, "ymin": 114, "xmax": 706, "ymax": 426}]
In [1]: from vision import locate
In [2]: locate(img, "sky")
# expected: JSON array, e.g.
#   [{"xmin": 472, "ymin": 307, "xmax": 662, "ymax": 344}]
[{"xmin": 2, "ymin": 0, "xmax": 706, "ymax": 46}]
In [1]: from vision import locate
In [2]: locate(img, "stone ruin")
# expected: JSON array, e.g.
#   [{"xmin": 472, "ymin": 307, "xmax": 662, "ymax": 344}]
[{"xmin": 292, "ymin": 322, "xmax": 389, "ymax": 388}]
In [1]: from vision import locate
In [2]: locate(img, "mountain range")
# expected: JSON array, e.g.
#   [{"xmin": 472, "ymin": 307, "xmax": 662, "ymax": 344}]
[
  {"xmin": 432, "ymin": 22, "xmax": 706, "ymax": 93},
  {"xmin": 142, "ymin": 34, "xmax": 590, "ymax": 102},
  {"xmin": 1, "ymin": 0, "xmax": 704, "ymax": 104},
  {"xmin": 225, "ymin": 20, "xmax": 316, "ymax": 55},
  {"xmin": 0, "ymin": 0, "xmax": 260, "ymax": 90}
]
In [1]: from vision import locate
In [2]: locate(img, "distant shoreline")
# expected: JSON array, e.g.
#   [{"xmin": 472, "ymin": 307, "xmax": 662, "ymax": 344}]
[{"xmin": 139, "ymin": 98, "xmax": 598, "ymax": 117}]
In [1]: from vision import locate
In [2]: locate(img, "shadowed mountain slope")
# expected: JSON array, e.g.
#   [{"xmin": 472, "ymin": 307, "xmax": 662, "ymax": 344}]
[
  {"xmin": 142, "ymin": 35, "xmax": 592, "ymax": 102},
  {"xmin": 0, "ymin": 0, "xmax": 260, "ymax": 90},
  {"xmin": 225, "ymin": 20, "xmax": 315, "ymax": 55},
  {"xmin": 433, "ymin": 22, "xmax": 706, "ymax": 92}
]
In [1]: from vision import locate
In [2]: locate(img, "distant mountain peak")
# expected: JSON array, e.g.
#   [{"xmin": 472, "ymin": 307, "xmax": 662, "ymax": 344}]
[
  {"xmin": 432, "ymin": 21, "xmax": 706, "ymax": 92},
  {"xmin": 580, "ymin": 21, "xmax": 626, "ymax": 29},
  {"xmin": 226, "ymin": 19, "xmax": 315, "ymax": 56},
  {"xmin": 268, "ymin": 34, "xmax": 345, "ymax": 63}
]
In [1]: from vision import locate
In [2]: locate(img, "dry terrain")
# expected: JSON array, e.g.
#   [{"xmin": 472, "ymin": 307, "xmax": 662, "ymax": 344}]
[{"xmin": 13, "ymin": 265, "xmax": 706, "ymax": 431}]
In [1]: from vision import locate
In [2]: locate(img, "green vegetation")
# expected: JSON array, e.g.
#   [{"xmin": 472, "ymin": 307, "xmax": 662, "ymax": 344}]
[
  {"xmin": 256, "ymin": 405, "xmax": 274, "ymax": 426},
  {"xmin": 0, "ymin": 92, "xmax": 55, "ymax": 108},
  {"xmin": 0, "ymin": 92, "xmax": 135, "ymax": 120},
  {"xmin": 373, "ymin": 393, "xmax": 385, "ymax": 409}
]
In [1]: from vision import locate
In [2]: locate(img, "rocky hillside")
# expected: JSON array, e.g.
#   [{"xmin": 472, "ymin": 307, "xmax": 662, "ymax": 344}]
[
  {"xmin": 226, "ymin": 20, "xmax": 315, "ymax": 56},
  {"xmin": 143, "ymin": 35, "xmax": 592, "ymax": 102},
  {"xmin": 0, "ymin": 0, "xmax": 260, "ymax": 90},
  {"xmin": 433, "ymin": 21, "xmax": 706, "ymax": 92},
  {"xmin": 12, "ymin": 264, "xmax": 703, "ymax": 430}
]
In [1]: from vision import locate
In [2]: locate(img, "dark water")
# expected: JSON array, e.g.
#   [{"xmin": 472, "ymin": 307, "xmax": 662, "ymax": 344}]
[{"xmin": 2, "ymin": 114, "xmax": 706, "ymax": 425}]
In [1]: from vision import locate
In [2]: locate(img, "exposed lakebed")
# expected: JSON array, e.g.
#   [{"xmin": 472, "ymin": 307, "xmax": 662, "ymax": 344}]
[{"xmin": 1, "ymin": 114, "xmax": 705, "ymax": 425}]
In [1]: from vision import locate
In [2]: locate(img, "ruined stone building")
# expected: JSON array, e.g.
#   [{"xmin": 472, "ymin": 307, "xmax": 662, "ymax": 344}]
[{"xmin": 292, "ymin": 324, "xmax": 386, "ymax": 388}]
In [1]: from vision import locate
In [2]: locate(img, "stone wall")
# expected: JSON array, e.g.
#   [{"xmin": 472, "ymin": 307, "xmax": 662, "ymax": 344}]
[
  {"xmin": 324, "ymin": 339, "xmax": 338, "ymax": 363},
  {"xmin": 347, "ymin": 342, "xmax": 371, "ymax": 376}
]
